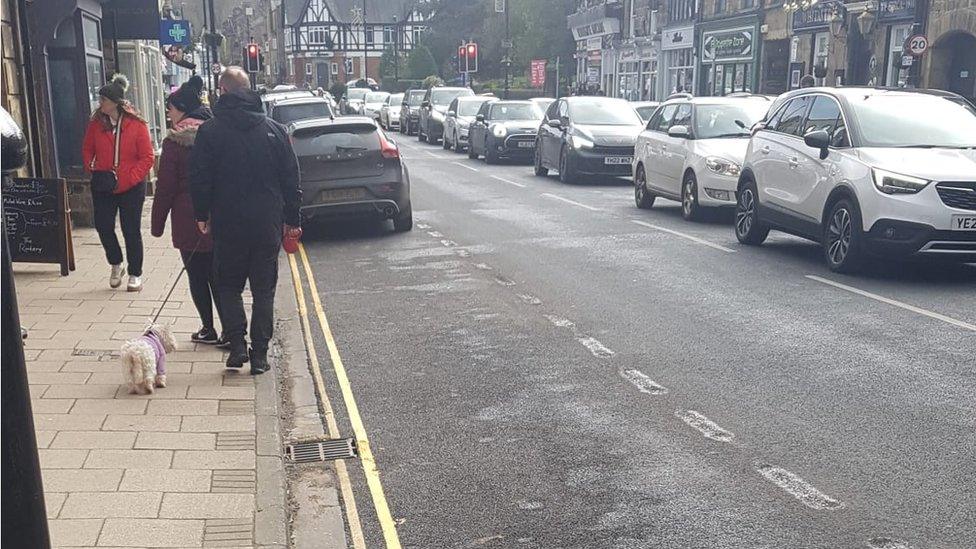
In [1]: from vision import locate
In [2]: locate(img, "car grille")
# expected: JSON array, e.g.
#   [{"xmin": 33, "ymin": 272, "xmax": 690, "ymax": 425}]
[
  {"xmin": 504, "ymin": 134, "xmax": 535, "ymax": 147},
  {"xmin": 936, "ymin": 182, "xmax": 976, "ymax": 211}
]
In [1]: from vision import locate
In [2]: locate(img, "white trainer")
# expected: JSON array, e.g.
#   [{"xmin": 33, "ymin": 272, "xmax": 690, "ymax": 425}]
[
  {"xmin": 110, "ymin": 264, "xmax": 125, "ymax": 288},
  {"xmin": 126, "ymin": 275, "xmax": 142, "ymax": 292}
]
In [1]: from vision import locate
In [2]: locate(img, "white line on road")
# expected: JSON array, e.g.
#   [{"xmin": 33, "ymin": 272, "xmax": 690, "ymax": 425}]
[
  {"xmin": 493, "ymin": 275, "xmax": 516, "ymax": 286},
  {"xmin": 577, "ymin": 336, "xmax": 614, "ymax": 358},
  {"xmin": 867, "ymin": 538, "xmax": 916, "ymax": 549},
  {"xmin": 490, "ymin": 175, "xmax": 527, "ymax": 188},
  {"xmin": 474, "ymin": 263, "xmax": 493, "ymax": 271},
  {"xmin": 541, "ymin": 193, "xmax": 601, "ymax": 211},
  {"xmin": 427, "ymin": 231, "xmax": 443, "ymax": 238},
  {"xmin": 544, "ymin": 314, "xmax": 575, "ymax": 328},
  {"xmin": 620, "ymin": 369, "xmax": 667, "ymax": 395},
  {"xmin": 757, "ymin": 465, "xmax": 844, "ymax": 510},
  {"xmin": 516, "ymin": 293, "xmax": 542, "ymax": 305},
  {"xmin": 440, "ymin": 240, "xmax": 457, "ymax": 247},
  {"xmin": 630, "ymin": 219, "xmax": 736, "ymax": 253},
  {"xmin": 676, "ymin": 410, "xmax": 734, "ymax": 442},
  {"xmin": 452, "ymin": 161, "xmax": 480, "ymax": 172},
  {"xmin": 805, "ymin": 275, "xmax": 976, "ymax": 332}
]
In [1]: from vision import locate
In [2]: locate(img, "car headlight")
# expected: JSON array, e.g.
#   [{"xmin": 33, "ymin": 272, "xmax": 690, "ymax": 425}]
[
  {"xmin": 705, "ymin": 156, "xmax": 741, "ymax": 177},
  {"xmin": 570, "ymin": 135, "xmax": 594, "ymax": 150},
  {"xmin": 872, "ymin": 168, "xmax": 930, "ymax": 194},
  {"xmin": 492, "ymin": 124, "xmax": 507, "ymax": 138}
]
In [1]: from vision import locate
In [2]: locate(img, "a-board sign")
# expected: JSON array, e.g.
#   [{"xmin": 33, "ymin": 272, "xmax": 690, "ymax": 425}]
[{"xmin": 2, "ymin": 177, "xmax": 75, "ymax": 275}]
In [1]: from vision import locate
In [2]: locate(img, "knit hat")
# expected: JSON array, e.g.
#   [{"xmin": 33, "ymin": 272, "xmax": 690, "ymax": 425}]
[
  {"xmin": 98, "ymin": 74, "xmax": 129, "ymax": 104},
  {"xmin": 167, "ymin": 75, "xmax": 205, "ymax": 113}
]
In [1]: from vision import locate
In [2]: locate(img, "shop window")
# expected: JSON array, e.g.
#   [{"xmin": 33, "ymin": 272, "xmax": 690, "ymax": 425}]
[
  {"xmin": 715, "ymin": 0, "xmax": 727, "ymax": 14},
  {"xmin": 82, "ymin": 16, "xmax": 100, "ymax": 52},
  {"xmin": 885, "ymin": 24, "xmax": 912, "ymax": 87}
]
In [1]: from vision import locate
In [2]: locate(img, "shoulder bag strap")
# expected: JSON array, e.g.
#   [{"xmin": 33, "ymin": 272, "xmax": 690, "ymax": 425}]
[{"xmin": 112, "ymin": 117, "xmax": 122, "ymax": 172}]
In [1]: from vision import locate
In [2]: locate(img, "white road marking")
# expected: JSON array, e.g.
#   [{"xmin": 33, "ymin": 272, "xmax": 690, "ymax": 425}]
[
  {"xmin": 867, "ymin": 538, "xmax": 915, "ymax": 549},
  {"xmin": 416, "ymin": 223, "xmax": 430, "ymax": 229},
  {"xmin": 423, "ymin": 150, "xmax": 444, "ymax": 158},
  {"xmin": 805, "ymin": 275, "xmax": 976, "ymax": 332},
  {"xmin": 493, "ymin": 276, "xmax": 516, "ymax": 286},
  {"xmin": 452, "ymin": 161, "xmax": 479, "ymax": 172},
  {"xmin": 541, "ymin": 193, "xmax": 601, "ymax": 211},
  {"xmin": 757, "ymin": 465, "xmax": 844, "ymax": 510},
  {"xmin": 455, "ymin": 249, "xmax": 472, "ymax": 258},
  {"xmin": 676, "ymin": 410, "xmax": 734, "ymax": 442},
  {"xmin": 440, "ymin": 240, "xmax": 457, "ymax": 247},
  {"xmin": 474, "ymin": 263, "xmax": 493, "ymax": 271},
  {"xmin": 427, "ymin": 230, "xmax": 443, "ymax": 238},
  {"xmin": 630, "ymin": 219, "xmax": 736, "ymax": 253},
  {"xmin": 544, "ymin": 314, "xmax": 575, "ymax": 328},
  {"xmin": 490, "ymin": 175, "xmax": 527, "ymax": 188},
  {"xmin": 516, "ymin": 293, "xmax": 542, "ymax": 305},
  {"xmin": 620, "ymin": 369, "xmax": 667, "ymax": 395},
  {"xmin": 577, "ymin": 336, "xmax": 614, "ymax": 358}
]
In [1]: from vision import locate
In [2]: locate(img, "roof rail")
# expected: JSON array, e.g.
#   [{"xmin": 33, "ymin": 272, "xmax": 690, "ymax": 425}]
[{"xmin": 666, "ymin": 92, "xmax": 693, "ymax": 100}]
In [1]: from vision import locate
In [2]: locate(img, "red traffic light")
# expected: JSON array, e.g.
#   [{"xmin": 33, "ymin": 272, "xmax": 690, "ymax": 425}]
[
  {"xmin": 466, "ymin": 44, "xmax": 477, "ymax": 57},
  {"xmin": 247, "ymin": 44, "xmax": 259, "ymax": 57}
]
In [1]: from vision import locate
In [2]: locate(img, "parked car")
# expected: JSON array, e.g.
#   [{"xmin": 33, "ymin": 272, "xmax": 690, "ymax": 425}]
[
  {"xmin": 288, "ymin": 116, "xmax": 412, "ymax": 232},
  {"xmin": 534, "ymin": 96, "xmax": 645, "ymax": 183},
  {"xmin": 530, "ymin": 97, "xmax": 555, "ymax": 113},
  {"xmin": 443, "ymin": 96, "xmax": 496, "ymax": 152},
  {"xmin": 260, "ymin": 90, "xmax": 313, "ymax": 115},
  {"xmin": 268, "ymin": 96, "xmax": 335, "ymax": 125},
  {"xmin": 632, "ymin": 96, "xmax": 769, "ymax": 220},
  {"xmin": 631, "ymin": 101, "xmax": 661, "ymax": 122},
  {"xmin": 340, "ymin": 88, "xmax": 369, "ymax": 115},
  {"xmin": 735, "ymin": 87, "xmax": 976, "ymax": 272},
  {"xmin": 363, "ymin": 91, "xmax": 390, "ymax": 120},
  {"xmin": 379, "ymin": 93, "xmax": 404, "ymax": 131},
  {"xmin": 418, "ymin": 87, "xmax": 474, "ymax": 143},
  {"xmin": 399, "ymin": 89, "xmax": 426, "ymax": 135},
  {"xmin": 467, "ymin": 100, "xmax": 544, "ymax": 164}
]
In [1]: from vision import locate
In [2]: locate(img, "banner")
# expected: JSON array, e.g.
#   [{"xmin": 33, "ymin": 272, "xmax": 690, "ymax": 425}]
[{"xmin": 530, "ymin": 59, "xmax": 547, "ymax": 88}]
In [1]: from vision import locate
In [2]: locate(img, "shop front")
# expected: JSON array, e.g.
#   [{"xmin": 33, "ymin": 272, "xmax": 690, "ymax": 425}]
[
  {"xmin": 789, "ymin": 0, "xmax": 844, "ymax": 89},
  {"xmin": 699, "ymin": 18, "xmax": 760, "ymax": 96},
  {"xmin": 660, "ymin": 24, "xmax": 695, "ymax": 96},
  {"xmin": 615, "ymin": 45, "xmax": 656, "ymax": 101},
  {"xmin": 923, "ymin": 0, "xmax": 976, "ymax": 101}
]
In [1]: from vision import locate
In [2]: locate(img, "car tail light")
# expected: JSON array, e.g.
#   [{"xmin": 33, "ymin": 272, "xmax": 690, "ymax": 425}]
[{"xmin": 378, "ymin": 131, "xmax": 399, "ymax": 159}]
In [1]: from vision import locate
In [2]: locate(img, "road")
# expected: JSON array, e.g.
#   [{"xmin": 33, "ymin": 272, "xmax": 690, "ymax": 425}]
[{"xmin": 294, "ymin": 135, "xmax": 976, "ymax": 549}]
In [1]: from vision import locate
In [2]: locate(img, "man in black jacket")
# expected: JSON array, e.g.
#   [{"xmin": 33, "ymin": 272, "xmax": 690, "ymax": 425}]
[{"xmin": 189, "ymin": 67, "xmax": 301, "ymax": 374}]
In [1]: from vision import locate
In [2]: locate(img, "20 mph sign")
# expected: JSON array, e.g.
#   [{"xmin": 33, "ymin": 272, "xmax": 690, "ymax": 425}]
[{"xmin": 906, "ymin": 35, "xmax": 928, "ymax": 56}]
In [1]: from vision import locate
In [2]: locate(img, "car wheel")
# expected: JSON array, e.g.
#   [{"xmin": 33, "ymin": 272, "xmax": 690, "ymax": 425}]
[
  {"xmin": 681, "ymin": 172, "xmax": 702, "ymax": 221},
  {"xmin": 734, "ymin": 179, "xmax": 770, "ymax": 245},
  {"xmin": 393, "ymin": 207, "xmax": 413, "ymax": 233},
  {"xmin": 534, "ymin": 142, "xmax": 549, "ymax": 176},
  {"xmin": 823, "ymin": 198, "xmax": 865, "ymax": 273},
  {"xmin": 558, "ymin": 147, "xmax": 576, "ymax": 184},
  {"xmin": 634, "ymin": 165, "xmax": 655, "ymax": 209}
]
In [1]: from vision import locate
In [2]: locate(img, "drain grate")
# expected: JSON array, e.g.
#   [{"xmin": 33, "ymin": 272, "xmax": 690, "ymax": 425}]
[{"xmin": 285, "ymin": 438, "xmax": 357, "ymax": 463}]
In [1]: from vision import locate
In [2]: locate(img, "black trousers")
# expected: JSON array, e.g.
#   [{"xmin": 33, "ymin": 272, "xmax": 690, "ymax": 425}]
[
  {"xmin": 181, "ymin": 250, "xmax": 221, "ymax": 332},
  {"xmin": 92, "ymin": 182, "xmax": 145, "ymax": 276},
  {"xmin": 213, "ymin": 231, "xmax": 279, "ymax": 353}
]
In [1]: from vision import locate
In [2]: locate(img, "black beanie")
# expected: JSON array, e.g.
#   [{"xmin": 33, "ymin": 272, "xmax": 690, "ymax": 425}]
[
  {"xmin": 98, "ymin": 74, "xmax": 129, "ymax": 104},
  {"xmin": 167, "ymin": 75, "xmax": 205, "ymax": 113}
]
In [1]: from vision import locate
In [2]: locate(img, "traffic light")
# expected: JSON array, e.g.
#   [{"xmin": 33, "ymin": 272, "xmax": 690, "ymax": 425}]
[
  {"xmin": 466, "ymin": 42, "xmax": 478, "ymax": 73},
  {"xmin": 244, "ymin": 43, "xmax": 260, "ymax": 73},
  {"xmin": 458, "ymin": 45, "xmax": 466, "ymax": 73}
]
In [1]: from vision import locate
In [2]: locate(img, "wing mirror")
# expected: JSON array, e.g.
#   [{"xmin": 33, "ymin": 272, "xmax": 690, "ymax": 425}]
[
  {"xmin": 804, "ymin": 130, "xmax": 831, "ymax": 159},
  {"xmin": 667, "ymin": 125, "xmax": 689, "ymax": 138},
  {"xmin": 547, "ymin": 119, "xmax": 562, "ymax": 129},
  {"xmin": 448, "ymin": 110, "xmax": 456, "ymax": 118},
  {"xmin": 476, "ymin": 114, "xmax": 485, "ymax": 123},
  {"xmin": 421, "ymin": 100, "xmax": 430, "ymax": 108}
]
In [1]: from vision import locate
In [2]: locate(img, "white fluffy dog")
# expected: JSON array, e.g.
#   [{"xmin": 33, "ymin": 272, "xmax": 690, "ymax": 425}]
[{"xmin": 120, "ymin": 325, "xmax": 177, "ymax": 395}]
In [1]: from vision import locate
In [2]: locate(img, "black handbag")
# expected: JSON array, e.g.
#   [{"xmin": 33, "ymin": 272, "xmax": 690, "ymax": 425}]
[{"xmin": 90, "ymin": 119, "xmax": 121, "ymax": 193}]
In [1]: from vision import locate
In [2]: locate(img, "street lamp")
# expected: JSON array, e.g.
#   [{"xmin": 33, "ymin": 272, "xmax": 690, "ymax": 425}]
[{"xmin": 857, "ymin": 9, "xmax": 877, "ymax": 35}]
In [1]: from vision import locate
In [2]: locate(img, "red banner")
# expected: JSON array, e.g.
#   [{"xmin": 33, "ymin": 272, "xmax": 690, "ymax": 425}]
[{"xmin": 530, "ymin": 59, "xmax": 547, "ymax": 89}]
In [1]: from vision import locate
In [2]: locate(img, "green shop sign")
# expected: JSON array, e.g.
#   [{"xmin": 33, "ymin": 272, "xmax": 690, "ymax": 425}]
[{"xmin": 702, "ymin": 28, "xmax": 753, "ymax": 62}]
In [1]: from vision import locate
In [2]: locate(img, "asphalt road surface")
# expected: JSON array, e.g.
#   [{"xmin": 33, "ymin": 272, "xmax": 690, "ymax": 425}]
[{"xmin": 298, "ymin": 135, "xmax": 976, "ymax": 549}]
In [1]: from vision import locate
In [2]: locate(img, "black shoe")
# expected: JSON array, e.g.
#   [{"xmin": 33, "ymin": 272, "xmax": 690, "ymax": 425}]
[
  {"xmin": 250, "ymin": 349, "xmax": 269, "ymax": 375},
  {"xmin": 225, "ymin": 343, "xmax": 249, "ymax": 369},
  {"xmin": 215, "ymin": 335, "xmax": 231, "ymax": 350},
  {"xmin": 191, "ymin": 327, "xmax": 219, "ymax": 344}
]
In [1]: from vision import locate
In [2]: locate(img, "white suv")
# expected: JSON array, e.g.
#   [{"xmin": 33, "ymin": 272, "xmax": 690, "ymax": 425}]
[
  {"xmin": 633, "ymin": 96, "xmax": 771, "ymax": 220},
  {"xmin": 735, "ymin": 88, "xmax": 976, "ymax": 272}
]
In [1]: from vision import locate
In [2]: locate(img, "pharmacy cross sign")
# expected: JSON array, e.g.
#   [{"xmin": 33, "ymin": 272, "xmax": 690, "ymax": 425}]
[{"xmin": 160, "ymin": 19, "xmax": 192, "ymax": 47}]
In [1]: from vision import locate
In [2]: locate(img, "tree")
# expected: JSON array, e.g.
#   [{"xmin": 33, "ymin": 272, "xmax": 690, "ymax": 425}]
[
  {"xmin": 422, "ymin": 75, "xmax": 445, "ymax": 89},
  {"xmin": 379, "ymin": 46, "xmax": 404, "ymax": 85},
  {"xmin": 406, "ymin": 45, "xmax": 439, "ymax": 80}
]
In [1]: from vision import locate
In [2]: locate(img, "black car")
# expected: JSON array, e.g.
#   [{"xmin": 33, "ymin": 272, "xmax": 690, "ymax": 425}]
[
  {"xmin": 268, "ymin": 97, "xmax": 334, "ymax": 125},
  {"xmin": 418, "ymin": 87, "xmax": 474, "ymax": 144},
  {"xmin": 467, "ymin": 100, "xmax": 543, "ymax": 164},
  {"xmin": 399, "ymin": 89, "xmax": 426, "ymax": 135},
  {"xmin": 534, "ymin": 96, "xmax": 645, "ymax": 183},
  {"xmin": 288, "ymin": 116, "xmax": 412, "ymax": 232}
]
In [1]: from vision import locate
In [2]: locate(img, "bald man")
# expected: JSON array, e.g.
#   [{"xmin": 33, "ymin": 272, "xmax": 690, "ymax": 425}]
[{"xmin": 189, "ymin": 66, "xmax": 301, "ymax": 374}]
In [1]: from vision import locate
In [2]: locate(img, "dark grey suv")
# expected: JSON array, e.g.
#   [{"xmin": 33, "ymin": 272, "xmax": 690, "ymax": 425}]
[
  {"xmin": 288, "ymin": 116, "xmax": 412, "ymax": 232},
  {"xmin": 418, "ymin": 87, "xmax": 474, "ymax": 144}
]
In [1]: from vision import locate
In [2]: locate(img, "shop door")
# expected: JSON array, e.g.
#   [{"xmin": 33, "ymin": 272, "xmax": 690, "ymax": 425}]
[{"xmin": 947, "ymin": 33, "xmax": 976, "ymax": 100}]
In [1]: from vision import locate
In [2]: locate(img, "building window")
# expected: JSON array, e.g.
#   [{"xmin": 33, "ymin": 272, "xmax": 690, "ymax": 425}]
[
  {"xmin": 665, "ymin": 48, "xmax": 694, "ymax": 94},
  {"xmin": 412, "ymin": 26, "xmax": 424, "ymax": 46},
  {"xmin": 715, "ymin": 0, "xmax": 727, "ymax": 14},
  {"xmin": 885, "ymin": 24, "xmax": 913, "ymax": 87},
  {"xmin": 309, "ymin": 26, "xmax": 327, "ymax": 45},
  {"xmin": 384, "ymin": 25, "xmax": 395, "ymax": 46},
  {"xmin": 741, "ymin": 0, "xmax": 755, "ymax": 8},
  {"xmin": 305, "ymin": 62, "xmax": 312, "ymax": 75},
  {"xmin": 365, "ymin": 25, "xmax": 374, "ymax": 47},
  {"xmin": 667, "ymin": 0, "xmax": 694, "ymax": 23},
  {"xmin": 331, "ymin": 62, "xmax": 338, "ymax": 75}
]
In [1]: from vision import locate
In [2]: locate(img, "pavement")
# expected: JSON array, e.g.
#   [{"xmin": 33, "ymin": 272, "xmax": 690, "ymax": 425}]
[
  {"xmin": 14, "ymin": 204, "xmax": 347, "ymax": 548},
  {"xmin": 294, "ymin": 136, "xmax": 976, "ymax": 548}
]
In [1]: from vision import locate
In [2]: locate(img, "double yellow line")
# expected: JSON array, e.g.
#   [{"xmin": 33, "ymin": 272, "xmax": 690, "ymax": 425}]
[{"xmin": 288, "ymin": 243, "xmax": 403, "ymax": 549}]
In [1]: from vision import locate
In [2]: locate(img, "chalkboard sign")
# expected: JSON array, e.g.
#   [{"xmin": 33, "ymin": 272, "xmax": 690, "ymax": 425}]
[{"xmin": 2, "ymin": 177, "xmax": 75, "ymax": 275}]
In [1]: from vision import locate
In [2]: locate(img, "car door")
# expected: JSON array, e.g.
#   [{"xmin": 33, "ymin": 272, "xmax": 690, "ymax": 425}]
[
  {"xmin": 548, "ymin": 100, "xmax": 570, "ymax": 166},
  {"xmin": 643, "ymin": 104, "xmax": 678, "ymax": 192},
  {"xmin": 793, "ymin": 95, "xmax": 847, "ymax": 224},
  {"xmin": 420, "ymin": 89, "xmax": 433, "ymax": 133},
  {"xmin": 445, "ymin": 98, "xmax": 459, "ymax": 143},
  {"xmin": 661, "ymin": 103, "xmax": 693, "ymax": 194},
  {"xmin": 470, "ymin": 102, "xmax": 490, "ymax": 154},
  {"xmin": 537, "ymin": 100, "xmax": 561, "ymax": 168},
  {"xmin": 760, "ymin": 96, "xmax": 813, "ymax": 213}
]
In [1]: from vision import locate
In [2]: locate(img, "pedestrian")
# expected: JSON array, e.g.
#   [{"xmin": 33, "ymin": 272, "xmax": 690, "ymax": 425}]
[
  {"xmin": 82, "ymin": 74, "xmax": 155, "ymax": 292},
  {"xmin": 799, "ymin": 74, "xmax": 816, "ymax": 88},
  {"xmin": 151, "ymin": 75, "xmax": 227, "ymax": 346},
  {"xmin": 189, "ymin": 66, "xmax": 302, "ymax": 374}
]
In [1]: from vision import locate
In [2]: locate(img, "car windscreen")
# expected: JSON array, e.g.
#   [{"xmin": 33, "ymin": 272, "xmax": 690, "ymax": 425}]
[
  {"xmin": 346, "ymin": 88, "xmax": 368, "ymax": 101},
  {"xmin": 292, "ymin": 124, "xmax": 377, "ymax": 153},
  {"xmin": 431, "ymin": 89, "xmax": 472, "ymax": 106},
  {"xmin": 694, "ymin": 102, "xmax": 769, "ymax": 139},
  {"xmin": 847, "ymin": 95, "xmax": 976, "ymax": 148},
  {"xmin": 568, "ymin": 99, "xmax": 643, "ymax": 125},
  {"xmin": 366, "ymin": 92, "xmax": 389, "ymax": 104},
  {"xmin": 490, "ymin": 103, "xmax": 541, "ymax": 121},
  {"xmin": 458, "ymin": 101, "xmax": 486, "ymax": 116},
  {"xmin": 388, "ymin": 94, "xmax": 404, "ymax": 106},
  {"xmin": 635, "ymin": 106, "xmax": 658, "ymax": 121},
  {"xmin": 405, "ymin": 91, "xmax": 425, "ymax": 106},
  {"xmin": 274, "ymin": 103, "xmax": 333, "ymax": 125}
]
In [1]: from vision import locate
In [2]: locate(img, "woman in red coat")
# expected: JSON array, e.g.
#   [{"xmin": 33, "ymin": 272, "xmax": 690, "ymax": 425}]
[
  {"xmin": 151, "ymin": 76, "xmax": 224, "ymax": 344},
  {"xmin": 82, "ymin": 74, "xmax": 155, "ymax": 291}
]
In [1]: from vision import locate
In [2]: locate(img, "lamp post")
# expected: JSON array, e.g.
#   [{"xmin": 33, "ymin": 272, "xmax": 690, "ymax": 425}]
[
  {"xmin": 393, "ymin": 15, "xmax": 399, "ymax": 84},
  {"xmin": 504, "ymin": 0, "xmax": 510, "ymax": 99}
]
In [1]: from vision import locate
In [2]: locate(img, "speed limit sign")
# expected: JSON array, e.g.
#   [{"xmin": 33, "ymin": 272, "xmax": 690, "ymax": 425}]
[{"xmin": 906, "ymin": 35, "xmax": 928, "ymax": 56}]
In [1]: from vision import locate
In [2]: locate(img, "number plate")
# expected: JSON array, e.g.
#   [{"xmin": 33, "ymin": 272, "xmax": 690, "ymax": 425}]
[
  {"xmin": 517, "ymin": 141, "xmax": 535, "ymax": 148},
  {"xmin": 951, "ymin": 215, "xmax": 976, "ymax": 231},
  {"xmin": 604, "ymin": 156, "xmax": 632, "ymax": 165},
  {"xmin": 320, "ymin": 188, "xmax": 367, "ymax": 202}
]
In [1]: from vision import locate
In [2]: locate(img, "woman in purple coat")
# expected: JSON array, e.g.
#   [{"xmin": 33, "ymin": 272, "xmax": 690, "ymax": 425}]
[{"xmin": 151, "ymin": 76, "xmax": 224, "ymax": 345}]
